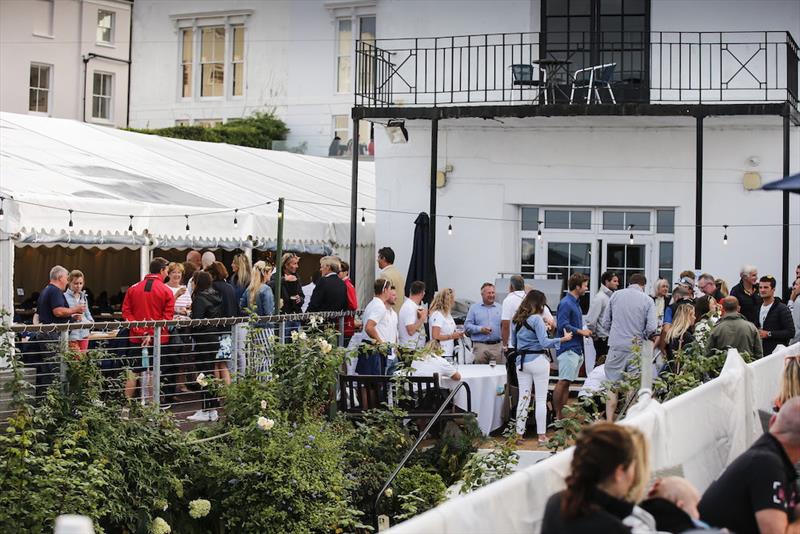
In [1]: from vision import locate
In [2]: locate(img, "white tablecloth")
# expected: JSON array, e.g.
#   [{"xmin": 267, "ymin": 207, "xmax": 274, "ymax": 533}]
[{"xmin": 444, "ymin": 364, "xmax": 507, "ymax": 436}]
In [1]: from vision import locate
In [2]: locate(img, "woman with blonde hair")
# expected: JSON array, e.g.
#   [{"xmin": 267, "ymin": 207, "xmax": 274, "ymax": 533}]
[
  {"xmin": 774, "ymin": 354, "xmax": 800, "ymax": 411},
  {"xmin": 64, "ymin": 269, "xmax": 94, "ymax": 352},
  {"xmin": 650, "ymin": 279, "xmax": 670, "ymax": 334},
  {"xmin": 229, "ymin": 253, "xmax": 252, "ymax": 304},
  {"xmin": 664, "ymin": 304, "xmax": 695, "ymax": 369},
  {"xmin": 429, "ymin": 288, "xmax": 462, "ymax": 362},
  {"xmin": 240, "ymin": 260, "xmax": 275, "ymax": 316}
]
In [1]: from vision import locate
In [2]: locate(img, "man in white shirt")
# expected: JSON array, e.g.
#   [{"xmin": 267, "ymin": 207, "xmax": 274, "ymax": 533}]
[
  {"xmin": 501, "ymin": 275, "xmax": 554, "ymax": 350},
  {"xmin": 410, "ymin": 352, "xmax": 461, "ymax": 385},
  {"xmin": 398, "ymin": 281, "xmax": 428, "ymax": 349},
  {"xmin": 358, "ymin": 278, "xmax": 399, "ymax": 375}
]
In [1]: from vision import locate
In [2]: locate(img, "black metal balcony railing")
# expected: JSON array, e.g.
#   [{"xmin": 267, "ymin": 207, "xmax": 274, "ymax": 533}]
[{"xmin": 355, "ymin": 31, "xmax": 799, "ymax": 109}]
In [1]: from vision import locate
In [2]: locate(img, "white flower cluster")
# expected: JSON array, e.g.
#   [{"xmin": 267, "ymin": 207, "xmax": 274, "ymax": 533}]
[
  {"xmin": 318, "ymin": 339, "xmax": 333, "ymax": 354},
  {"xmin": 309, "ymin": 315, "xmax": 321, "ymax": 328},
  {"xmin": 188, "ymin": 498, "xmax": 212, "ymax": 519},
  {"xmin": 196, "ymin": 373, "xmax": 208, "ymax": 388},
  {"xmin": 290, "ymin": 330, "xmax": 308, "ymax": 342},
  {"xmin": 260, "ymin": 399, "xmax": 268, "ymax": 410},
  {"xmin": 150, "ymin": 517, "xmax": 171, "ymax": 534},
  {"xmin": 257, "ymin": 416, "xmax": 275, "ymax": 431}
]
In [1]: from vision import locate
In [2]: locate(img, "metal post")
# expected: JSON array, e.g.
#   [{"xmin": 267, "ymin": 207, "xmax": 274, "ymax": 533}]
[
  {"xmin": 338, "ymin": 315, "xmax": 345, "ymax": 347},
  {"xmin": 153, "ymin": 327, "xmax": 161, "ymax": 407},
  {"xmin": 429, "ymin": 116, "xmax": 439, "ymax": 292},
  {"xmin": 639, "ymin": 340, "xmax": 654, "ymax": 395},
  {"xmin": 275, "ymin": 198, "xmax": 285, "ymax": 314},
  {"xmin": 279, "ymin": 321, "xmax": 286, "ymax": 345},
  {"xmin": 230, "ymin": 323, "xmax": 239, "ymax": 377},
  {"xmin": 349, "ymin": 116, "xmax": 360, "ymax": 285},
  {"xmin": 694, "ymin": 114, "xmax": 704, "ymax": 270},
  {"xmin": 782, "ymin": 113, "xmax": 791, "ymax": 301},
  {"xmin": 59, "ymin": 330, "xmax": 69, "ymax": 393}
]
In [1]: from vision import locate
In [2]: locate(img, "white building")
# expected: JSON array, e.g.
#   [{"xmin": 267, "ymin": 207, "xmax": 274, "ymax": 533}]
[
  {"xmin": 128, "ymin": 0, "xmax": 377, "ymax": 157},
  {"xmin": 0, "ymin": 0, "xmax": 132, "ymax": 128},
  {"xmin": 355, "ymin": 0, "xmax": 800, "ymax": 304}
]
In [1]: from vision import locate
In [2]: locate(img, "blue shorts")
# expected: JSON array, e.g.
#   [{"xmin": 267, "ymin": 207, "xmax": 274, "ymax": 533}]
[{"xmin": 557, "ymin": 350, "xmax": 583, "ymax": 382}]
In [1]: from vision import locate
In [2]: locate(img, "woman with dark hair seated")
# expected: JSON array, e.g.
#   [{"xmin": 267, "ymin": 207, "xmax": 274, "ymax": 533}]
[{"xmin": 541, "ymin": 422, "xmax": 640, "ymax": 534}]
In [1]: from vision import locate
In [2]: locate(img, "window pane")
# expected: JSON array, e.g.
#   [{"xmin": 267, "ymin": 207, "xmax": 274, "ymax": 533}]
[
  {"xmin": 182, "ymin": 29, "xmax": 193, "ymax": 63},
  {"xmin": 546, "ymin": 0, "xmax": 567, "ymax": 16},
  {"xmin": 603, "ymin": 211, "xmax": 625, "ymax": 230},
  {"xmin": 233, "ymin": 27, "xmax": 244, "ymax": 61},
  {"xmin": 607, "ymin": 244, "xmax": 625, "ymax": 268},
  {"xmin": 521, "ymin": 207, "xmax": 539, "ymax": 231},
  {"xmin": 521, "ymin": 238, "xmax": 536, "ymax": 266},
  {"xmin": 626, "ymin": 244, "xmax": 645, "ymax": 268},
  {"xmin": 570, "ymin": 0, "xmax": 591, "ymax": 15},
  {"xmin": 40, "ymin": 65, "xmax": 49, "ymax": 89},
  {"xmin": 92, "ymin": 96, "xmax": 101, "ymax": 118},
  {"xmin": 334, "ymin": 115, "xmax": 349, "ymax": 131},
  {"xmin": 359, "ymin": 16, "xmax": 375, "ymax": 43},
  {"xmin": 545, "ymin": 210, "xmax": 569, "ymax": 229},
  {"xmin": 656, "ymin": 209, "xmax": 674, "ymax": 234},
  {"xmin": 30, "ymin": 65, "xmax": 39, "ymax": 88},
  {"xmin": 659, "ymin": 241, "xmax": 673, "ymax": 269},
  {"xmin": 102, "ymin": 74, "xmax": 112, "ymax": 95},
  {"xmin": 601, "ymin": 0, "xmax": 623, "ymax": 14},
  {"xmin": 548, "ymin": 242, "xmax": 570, "ymax": 266},
  {"xmin": 337, "ymin": 56, "xmax": 352, "ymax": 92},
  {"xmin": 93, "ymin": 73, "xmax": 101, "ymax": 94},
  {"xmin": 182, "ymin": 65, "xmax": 192, "ymax": 97},
  {"xmin": 202, "ymin": 64, "xmax": 224, "ymax": 97},
  {"xmin": 29, "ymin": 89, "xmax": 37, "ymax": 111},
  {"xmin": 233, "ymin": 63, "xmax": 244, "ymax": 96},
  {"xmin": 570, "ymin": 243, "xmax": 590, "ymax": 265},
  {"xmin": 338, "ymin": 19, "xmax": 352, "ymax": 55},
  {"xmin": 571, "ymin": 210, "xmax": 591, "ymax": 229},
  {"xmin": 626, "ymin": 211, "xmax": 650, "ymax": 231}
]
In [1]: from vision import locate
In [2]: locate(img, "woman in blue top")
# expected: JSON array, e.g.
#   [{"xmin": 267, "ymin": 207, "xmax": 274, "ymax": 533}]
[
  {"xmin": 512, "ymin": 290, "xmax": 572, "ymax": 445},
  {"xmin": 239, "ymin": 261, "xmax": 275, "ymax": 320}
]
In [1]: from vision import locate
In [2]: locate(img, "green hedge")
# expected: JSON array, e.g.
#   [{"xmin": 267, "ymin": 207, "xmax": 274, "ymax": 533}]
[{"xmin": 128, "ymin": 112, "xmax": 289, "ymax": 150}]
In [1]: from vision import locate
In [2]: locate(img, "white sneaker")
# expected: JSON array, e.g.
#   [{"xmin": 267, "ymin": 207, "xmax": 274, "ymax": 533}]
[
  {"xmin": 208, "ymin": 409, "xmax": 219, "ymax": 422},
  {"xmin": 187, "ymin": 410, "xmax": 210, "ymax": 422}
]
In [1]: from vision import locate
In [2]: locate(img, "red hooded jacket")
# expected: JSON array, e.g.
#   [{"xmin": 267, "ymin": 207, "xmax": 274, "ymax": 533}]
[{"xmin": 122, "ymin": 274, "xmax": 175, "ymax": 344}]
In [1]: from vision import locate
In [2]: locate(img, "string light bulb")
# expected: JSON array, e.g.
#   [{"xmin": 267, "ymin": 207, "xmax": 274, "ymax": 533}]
[
  {"xmin": 536, "ymin": 220, "xmax": 543, "ymax": 241},
  {"xmin": 360, "ymin": 207, "xmax": 366, "ymax": 226},
  {"xmin": 68, "ymin": 209, "xmax": 74, "ymax": 228},
  {"xmin": 447, "ymin": 215, "xmax": 453, "ymax": 236},
  {"xmin": 185, "ymin": 214, "xmax": 190, "ymax": 232},
  {"xmin": 233, "ymin": 209, "xmax": 239, "ymax": 229},
  {"xmin": 277, "ymin": 206, "xmax": 283, "ymax": 219},
  {"xmin": 0, "ymin": 196, "xmax": 4, "ymax": 221},
  {"xmin": 628, "ymin": 224, "xmax": 634, "ymax": 244},
  {"xmin": 723, "ymin": 224, "xmax": 728, "ymax": 245},
  {"xmin": 128, "ymin": 215, "xmax": 133, "ymax": 232}
]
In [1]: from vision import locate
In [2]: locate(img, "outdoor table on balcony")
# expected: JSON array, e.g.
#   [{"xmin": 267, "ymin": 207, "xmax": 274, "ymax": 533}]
[
  {"xmin": 531, "ymin": 58, "xmax": 572, "ymax": 103},
  {"xmin": 443, "ymin": 364, "xmax": 507, "ymax": 436}
]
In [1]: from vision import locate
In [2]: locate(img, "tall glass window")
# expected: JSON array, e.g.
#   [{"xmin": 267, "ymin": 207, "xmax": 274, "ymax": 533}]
[
  {"xmin": 336, "ymin": 19, "xmax": 352, "ymax": 92},
  {"xmin": 201, "ymin": 27, "xmax": 225, "ymax": 97},
  {"xmin": 232, "ymin": 26, "xmax": 245, "ymax": 96},
  {"xmin": 29, "ymin": 63, "xmax": 51, "ymax": 113},
  {"xmin": 181, "ymin": 29, "xmax": 193, "ymax": 98},
  {"xmin": 97, "ymin": 10, "xmax": 114, "ymax": 43},
  {"xmin": 92, "ymin": 72, "xmax": 113, "ymax": 120}
]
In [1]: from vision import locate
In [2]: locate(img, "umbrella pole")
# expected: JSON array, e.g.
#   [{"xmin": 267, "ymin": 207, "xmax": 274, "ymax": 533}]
[
  {"xmin": 275, "ymin": 198, "xmax": 284, "ymax": 314},
  {"xmin": 782, "ymin": 114, "xmax": 790, "ymax": 301}
]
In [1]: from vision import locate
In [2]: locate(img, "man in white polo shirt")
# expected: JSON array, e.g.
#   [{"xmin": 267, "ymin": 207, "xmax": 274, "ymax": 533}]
[
  {"xmin": 398, "ymin": 281, "xmax": 428, "ymax": 349},
  {"xmin": 356, "ymin": 278, "xmax": 399, "ymax": 375}
]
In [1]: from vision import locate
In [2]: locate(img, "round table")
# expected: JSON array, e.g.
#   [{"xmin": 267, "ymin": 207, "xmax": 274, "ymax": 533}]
[{"xmin": 443, "ymin": 364, "xmax": 507, "ymax": 436}]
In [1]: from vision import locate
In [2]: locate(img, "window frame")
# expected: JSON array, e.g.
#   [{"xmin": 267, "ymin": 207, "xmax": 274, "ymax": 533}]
[
  {"xmin": 200, "ymin": 26, "xmax": 226, "ymax": 99},
  {"xmin": 334, "ymin": 13, "xmax": 376, "ymax": 95},
  {"xmin": 91, "ymin": 71, "xmax": 113, "ymax": 121},
  {"xmin": 96, "ymin": 9, "xmax": 115, "ymax": 45},
  {"xmin": 28, "ymin": 63, "xmax": 52, "ymax": 115},
  {"xmin": 601, "ymin": 209, "xmax": 652, "ymax": 233},
  {"xmin": 180, "ymin": 28, "xmax": 194, "ymax": 99}
]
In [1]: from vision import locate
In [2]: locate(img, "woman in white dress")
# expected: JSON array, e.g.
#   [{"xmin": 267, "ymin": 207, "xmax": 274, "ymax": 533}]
[{"xmin": 429, "ymin": 288, "xmax": 462, "ymax": 362}]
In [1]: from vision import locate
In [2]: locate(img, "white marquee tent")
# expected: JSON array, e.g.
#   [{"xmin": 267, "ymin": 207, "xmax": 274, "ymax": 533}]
[{"xmin": 0, "ymin": 112, "xmax": 376, "ymax": 312}]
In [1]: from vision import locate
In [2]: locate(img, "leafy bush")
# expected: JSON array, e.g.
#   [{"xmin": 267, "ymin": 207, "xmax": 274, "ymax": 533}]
[
  {"xmin": 128, "ymin": 112, "xmax": 289, "ymax": 150},
  {"xmin": 386, "ymin": 465, "xmax": 446, "ymax": 522}
]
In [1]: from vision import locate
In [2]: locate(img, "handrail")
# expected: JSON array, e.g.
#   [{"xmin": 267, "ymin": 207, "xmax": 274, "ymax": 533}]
[
  {"xmin": 373, "ymin": 380, "xmax": 472, "ymax": 528},
  {"xmin": 7, "ymin": 310, "xmax": 360, "ymax": 334}
]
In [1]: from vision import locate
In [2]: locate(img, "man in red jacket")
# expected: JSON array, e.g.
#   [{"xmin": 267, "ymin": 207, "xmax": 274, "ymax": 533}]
[{"xmin": 122, "ymin": 257, "xmax": 174, "ymax": 400}]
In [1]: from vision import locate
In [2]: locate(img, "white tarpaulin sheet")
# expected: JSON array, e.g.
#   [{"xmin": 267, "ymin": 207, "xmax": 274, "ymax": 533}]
[
  {"xmin": 0, "ymin": 112, "xmax": 375, "ymax": 247},
  {"xmin": 388, "ymin": 348, "xmax": 790, "ymax": 534}
]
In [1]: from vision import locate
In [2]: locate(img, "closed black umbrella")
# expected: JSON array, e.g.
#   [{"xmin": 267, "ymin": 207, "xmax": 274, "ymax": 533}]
[
  {"xmin": 762, "ymin": 173, "xmax": 800, "ymax": 193},
  {"xmin": 405, "ymin": 212, "xmax": 438, "ymax": 303}
]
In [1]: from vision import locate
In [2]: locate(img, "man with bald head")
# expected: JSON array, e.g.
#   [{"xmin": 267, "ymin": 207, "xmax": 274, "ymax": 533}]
[
  {"xmin": 186, "ymin": 250, "xmax": 202, "ymax": 270},
  {"xmin": 699, "ymin": 396, "xmax": 800, "ymax": 534},
  {"xmin": 705, "ymin": 296, "xmax": 763, "ymax": 359}
]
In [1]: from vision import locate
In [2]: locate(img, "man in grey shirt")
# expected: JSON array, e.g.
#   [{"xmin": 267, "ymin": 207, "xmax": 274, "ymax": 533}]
[
  {"xmin": 600, "ymin": 272, "xmax": 658, "ymax": 421},
  {"xmin": 585, "ymin": 271, "xmax": 619, "ymax": 364}
]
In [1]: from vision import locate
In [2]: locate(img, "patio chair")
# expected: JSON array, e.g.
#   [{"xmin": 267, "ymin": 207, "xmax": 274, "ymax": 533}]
[
  {"xmin": 569, "ymin": 62, "xmax": 617, "ymax": 104},
  {"xmin": 510, "ymin": 64, "xmax": 548, "ymax": 104}
]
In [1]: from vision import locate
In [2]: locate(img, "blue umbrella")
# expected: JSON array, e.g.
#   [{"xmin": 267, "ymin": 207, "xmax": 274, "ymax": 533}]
[{"xmin": 762, "ymin": 172, "xmax": 800, "ymax": 193}]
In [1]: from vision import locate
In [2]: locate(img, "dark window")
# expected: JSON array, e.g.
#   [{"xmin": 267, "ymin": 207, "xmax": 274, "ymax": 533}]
[
  {"xmin": 521, "ymin": 207, "xmax": 540, "ymax": 231},
  {"xmin": 542, "ymin": 0, "xmax": 650, "ymax": 101},
  {"xmin": 656, "ymin": 209, "xmax": 675, "ymax": 234}
]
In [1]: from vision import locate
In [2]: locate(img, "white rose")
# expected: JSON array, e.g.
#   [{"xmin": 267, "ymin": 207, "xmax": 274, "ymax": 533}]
[
  {"xmin": 319, "ymin": 339, "xmax": 332, "ymax": 354},
  {"xmin": 384, "ymin": 488, "xmax": 393, "ymax": 498},
  {"xmin": 290, "ymin": 330, "xmax": 299, "ymax": 341},
  {"xmin": 151, "ymin": 517, "xmax": 172, "ymax": 534},
  {"xmin": 260, "ymin": 399, "xmax": 268, "ymax": 410},
  {"xmin": 196, "ymin": 373, "xmax": 208, "ymax": 387},
  {"xmin": 257, "ymin": 416, "xmax": 275, "ymax": 431},
  {"xmin": 309, "ymin": 315, "xmax": 320, "ymax": 327},
  {"xmin": 299, "ymin": 331, "xmax": 307, "ymax": 340}
]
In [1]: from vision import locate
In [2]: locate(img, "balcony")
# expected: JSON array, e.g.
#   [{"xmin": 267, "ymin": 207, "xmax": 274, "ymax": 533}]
[{"xmin": 354, "ymin": 30, "xmax": 799, "ymax": 116}]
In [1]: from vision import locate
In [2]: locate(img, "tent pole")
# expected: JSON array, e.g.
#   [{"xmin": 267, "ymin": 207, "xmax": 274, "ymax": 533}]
[
  {"xmin": 275, "ymin": 198, "xmax": 285, "ymax": 314},
  {"xmin": 139, "ymin": 245, "xmax": 149, "ymax": 281},
  {"xmin": 0, "ymin": 237, "xmax": 14, "ymax": 317},
  {"xmin": 349, "ymin": 117, "xmax": 360, "ymax": 285}
]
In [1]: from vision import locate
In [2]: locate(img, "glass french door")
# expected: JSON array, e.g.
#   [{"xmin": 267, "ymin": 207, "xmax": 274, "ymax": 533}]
[{"xmin": 603, "ymin": 241, "xmax": 648, "ymax": 286}]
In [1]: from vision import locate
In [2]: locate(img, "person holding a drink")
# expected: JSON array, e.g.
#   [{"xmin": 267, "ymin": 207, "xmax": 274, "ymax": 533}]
[
  {"xmin": 429, "ymin": 288, "xmax": 462, "ymax": 363},
  {"xmin": 64, "ymin": 269, "xmax": 94, "ymax": 352}
]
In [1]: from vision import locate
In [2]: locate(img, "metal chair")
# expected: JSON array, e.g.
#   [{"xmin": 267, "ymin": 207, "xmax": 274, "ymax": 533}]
[
  {"xmin": 569, "ymin": 62, "xmax": 617, "ymax": 104},
  {"xmin": 510, "ymin": 64, "xmax": 548, "ymax": 104}
]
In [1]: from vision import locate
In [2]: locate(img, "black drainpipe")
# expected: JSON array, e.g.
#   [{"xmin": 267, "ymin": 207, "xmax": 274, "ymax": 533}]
[{"xmin": 81, "ymin": 53, "xmax": 132, "ymax": 123}]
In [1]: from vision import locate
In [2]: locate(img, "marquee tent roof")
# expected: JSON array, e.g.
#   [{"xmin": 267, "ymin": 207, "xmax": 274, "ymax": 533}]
[{"xmin": 0, "ymin": 112, "xmax": 375, "ymax": 252}]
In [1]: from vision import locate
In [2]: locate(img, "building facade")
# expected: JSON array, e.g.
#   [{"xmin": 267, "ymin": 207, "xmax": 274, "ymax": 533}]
[
  {"xmin": 0, "ymin": 0, "xmax": 132, "ymax": 128},
  {"xmin": 355, "ymin": 0, "xmax": 800, "ymax": 303},
  {"xmin": 128, "ymin": 0, "xmax": 377, "ymax": 157}
]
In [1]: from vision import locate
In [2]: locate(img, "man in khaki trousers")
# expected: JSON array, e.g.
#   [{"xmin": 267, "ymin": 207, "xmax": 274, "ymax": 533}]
[{"xmin": 465, "ymin": 283, "xmax": 504, "ymax": 364}]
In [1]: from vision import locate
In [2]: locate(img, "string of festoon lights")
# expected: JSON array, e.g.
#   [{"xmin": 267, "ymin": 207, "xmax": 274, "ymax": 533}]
[{"xmin": 0, "ymin": 193, "xmax": 796, "ymax": 247}]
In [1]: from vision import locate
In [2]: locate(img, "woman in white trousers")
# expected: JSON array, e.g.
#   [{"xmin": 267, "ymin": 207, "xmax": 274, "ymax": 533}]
[{"xmin": 511, "ymin": 290, "xmax": 572, "ymax": 445}]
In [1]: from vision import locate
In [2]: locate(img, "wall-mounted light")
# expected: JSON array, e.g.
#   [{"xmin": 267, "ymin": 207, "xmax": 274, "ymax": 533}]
[{"xmin": 384, "ymin": 120, "xmax": 409, "ymax": 144}]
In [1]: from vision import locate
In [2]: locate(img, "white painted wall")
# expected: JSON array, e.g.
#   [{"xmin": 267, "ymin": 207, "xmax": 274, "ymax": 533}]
[
  {"xmin": 373, "ymin": 116, "xmax": 800, "ymax": 303},
  {"xmin": 0, "ymin": 0, "xmax": 131, "ymax": 127}
]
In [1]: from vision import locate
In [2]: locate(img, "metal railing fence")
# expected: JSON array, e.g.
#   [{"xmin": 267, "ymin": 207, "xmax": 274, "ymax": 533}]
[{"xmin": 1, "ymin": 311, "xmax": 357, "ymax": 421}]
